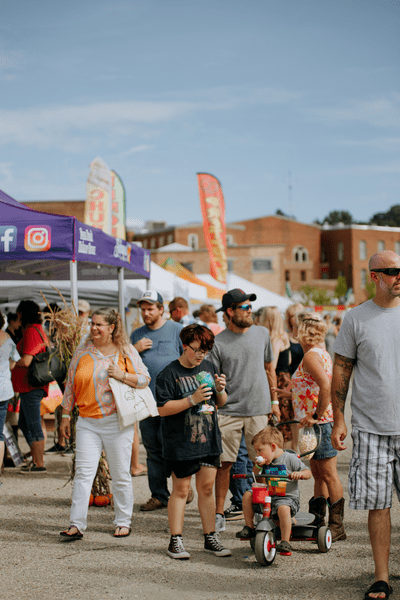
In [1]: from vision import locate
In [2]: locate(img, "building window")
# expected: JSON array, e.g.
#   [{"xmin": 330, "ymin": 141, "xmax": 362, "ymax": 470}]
[
  {"xmin": 361, "ymin": 269, "xmax": 367, "ymax": 288},
  {"xmin": 158, "ymin": 236, "xmax": 165, "ymax": 248},
  {"xmin": 226, "ymin": 234, "xmax": 235, "ymax": 247},
  {"xmin": 150, "ymin": 238, "xmax": 156, "ymax": 249},
  {"xmin": 359, "ymin": 240, "xmax": 367, "ymax": 260},
  {"xmin": 337, "ymin": 241, "xmax": 344, "ymax": 262},
  {"xmin": 396, "ymin": 241, "xmax": 400, "ymax": 255},
  {"xmin": 142, "ymin": 239, "xmax": 148, "ymax": 249},
  {"xmin": 167, "ymin": 234, "xmax": 174, "ymax": 245},
  {"xmin": 321, "ymin": 248, "xmax": 327, "ymax": 263},
  {"xmin": 188, "ymin": 233, "xmax": 199, "ymax": 250},
  {"xmin": 181, "ymin": 262, "xmax": 193, "ymax": 272},
  {"xmin": 285, "ymin": 270, "xmax": 290, "ymax": 281},
  {"xmin": 293, "ymin": 246, "xmax": 308, "ymax": 262},
  {"xmin": 378, "ymin": 240, "xmax": 385, "ymax": 252},
  {"xmin": 301, "ymin": 270, "xmax": 306, "ymax": 281},
  {"xmin": 252, "ymin": 259, "xmax": 273, "ymax": 272},
  {"xmin": 227, "ymin": 258, "xmax": 234, "ymax": 273}
]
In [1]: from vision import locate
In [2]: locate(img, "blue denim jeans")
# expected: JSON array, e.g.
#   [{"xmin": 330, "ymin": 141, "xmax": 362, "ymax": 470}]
[
  {"xmin": 229, "ymin": 432, "xmax": 252, "ymax": 507},
  {"xmin": 19, "ymin": 389, "xmax": 46, "ymax": 444},
  {"xmin": 139, "ymin": 415, "xmax": 169, "ymax": 505},
  {"xmin": 0, "ymin": 400, "xmax": 9, "ymax": 442}
]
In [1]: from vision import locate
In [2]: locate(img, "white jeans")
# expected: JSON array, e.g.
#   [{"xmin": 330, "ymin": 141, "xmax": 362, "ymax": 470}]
[{"xmin": 70, "ymin": 413, "xmax": 134, "ymax": 532}]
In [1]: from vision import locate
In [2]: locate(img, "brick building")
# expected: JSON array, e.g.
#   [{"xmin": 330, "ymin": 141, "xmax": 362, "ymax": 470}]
[
  {"xmin": 23, "ymin": 200, "xmax": 400, "ymax": 303},
  {"xmin": 321, "ymin": 224, "xmax": 400, "ymax": 304},
  {"xmin": 132, "ymin": 215, "xmax": 322, "ymax": 297}
]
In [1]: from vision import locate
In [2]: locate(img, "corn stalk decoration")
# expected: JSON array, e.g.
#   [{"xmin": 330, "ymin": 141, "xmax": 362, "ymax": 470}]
[{"xmin": 42, "ymin": 289, "xmax": 112, "ymax": 498}]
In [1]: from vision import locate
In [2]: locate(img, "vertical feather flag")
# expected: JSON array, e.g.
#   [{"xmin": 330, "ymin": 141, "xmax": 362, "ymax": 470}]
[
  {"xmin": 111, "ymin": 171, "xmax": 126, "ymax": 239},
  {"xmin": 197, "ymin": 173, "xmax": 227, "ymax": 284},
  {"xmin": 84, "ymin": 157, "xmax": 112, "ymax": 234}
]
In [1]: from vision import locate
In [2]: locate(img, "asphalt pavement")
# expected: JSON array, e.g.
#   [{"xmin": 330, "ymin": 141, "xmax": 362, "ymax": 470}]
[{"xmin": 1, "ymin": 402, "xmax": 400, "ymax": 600}]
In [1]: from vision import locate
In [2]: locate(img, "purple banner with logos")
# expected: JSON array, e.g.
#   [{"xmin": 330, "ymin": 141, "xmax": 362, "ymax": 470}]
[{"xmin": 0, "ymin": 189, "xmax": 150, "ymax": 280}]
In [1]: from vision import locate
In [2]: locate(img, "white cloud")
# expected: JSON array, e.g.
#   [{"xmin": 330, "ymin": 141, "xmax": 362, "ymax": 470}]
[
  {"xmin": 0, "ymin": 50, "xmax": 26, "ymax": 70},
  {"xmin": 118, "ymin": 144, "xmax": 155, "ymax": 157},
  {"xmin": 321, "ymin": 161, "xmax": 400, "ymax": 177},
  {"xmin": 337, "ymin": 137, "xmax": 400, "ymax": 151},
  {"xmin": 0, "ymin": 86, "xmax": 304, "ymax": 152},
  {"xmin": 0, "ymin": 162, "xmax": 14, "ymax": 184},
  {"xmin": 309, "ymin": 94, "xmax": 400, "ymax": 129}
]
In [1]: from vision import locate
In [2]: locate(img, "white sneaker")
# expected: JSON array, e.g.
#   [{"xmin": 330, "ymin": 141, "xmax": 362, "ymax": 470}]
[
  {"xmin": 167, "ymin": 535, "xmax": 190, "ymax": 559},
  {"xmin": 215, "ymin": 513, "xmax": 226, "ymax": 533}
]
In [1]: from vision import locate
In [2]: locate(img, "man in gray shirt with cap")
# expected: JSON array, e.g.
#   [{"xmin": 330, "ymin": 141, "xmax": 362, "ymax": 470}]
[{"xmin": 208, "ymin": 288, "xmax": 279, "ymax": 532}]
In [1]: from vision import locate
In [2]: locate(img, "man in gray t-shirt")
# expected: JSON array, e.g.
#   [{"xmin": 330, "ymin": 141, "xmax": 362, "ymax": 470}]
[
  {"xmin": 208, "ymin": 289, "xmax": 279, "ymax": 532},
  {"xmin": 332, "ymin": 251, "xmax": 400, "ymax": 600}
]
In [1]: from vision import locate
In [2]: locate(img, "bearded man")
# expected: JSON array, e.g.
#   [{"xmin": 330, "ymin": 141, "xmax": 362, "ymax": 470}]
[{"xmin": 208, "ymin": 289, "xmax": 279, "ymax": 532}]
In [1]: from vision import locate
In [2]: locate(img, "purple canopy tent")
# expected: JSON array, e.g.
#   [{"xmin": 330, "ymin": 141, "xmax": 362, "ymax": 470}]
[{"xmin": 0, "ymin": 189, "xmax": 150, "ymax": 315}]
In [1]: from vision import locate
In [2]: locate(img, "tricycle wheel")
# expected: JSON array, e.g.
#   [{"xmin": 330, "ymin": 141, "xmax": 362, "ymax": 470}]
[
  {"xmin": 254, "ymin": 530, "xmax": 276, "ymax": 566},
  {"xmin": 317, "ymin": 526, "xmax": 332, "ymax": 552}
]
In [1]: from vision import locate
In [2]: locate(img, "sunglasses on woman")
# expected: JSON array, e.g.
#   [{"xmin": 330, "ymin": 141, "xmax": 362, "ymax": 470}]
[{"xmin": 371, "ymin": 268, "xmax": 400, "ymax": 276}]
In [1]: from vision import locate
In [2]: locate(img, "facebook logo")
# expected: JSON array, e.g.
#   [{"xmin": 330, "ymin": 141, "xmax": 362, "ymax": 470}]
[{"xmin": 0, "ymin": 226, "xmax": 17, "ymax": 252}]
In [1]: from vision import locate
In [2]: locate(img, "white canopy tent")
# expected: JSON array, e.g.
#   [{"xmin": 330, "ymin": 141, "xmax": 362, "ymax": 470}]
[{"xmin": 0, "ymin": 262, "xmax": 207, "ymax": 309}]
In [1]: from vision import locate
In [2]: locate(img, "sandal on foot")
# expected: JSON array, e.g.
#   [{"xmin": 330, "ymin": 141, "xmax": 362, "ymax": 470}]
[
  {"xmin": 114, "ymin": 526, "xmax": 131, "ymax": 538},
  {"xmin": 60, "ymin": 526, "xmax": 83, "ymax": 541},
  {"xmin": 276, "ymin": 540, "xmax": 292, "ymax": 555},
  {"xmin": 364, "ymin": 581, "xmax": 393, "ymax": 600}
]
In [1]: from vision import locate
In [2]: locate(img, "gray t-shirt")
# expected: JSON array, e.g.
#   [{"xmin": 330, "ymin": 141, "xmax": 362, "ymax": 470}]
[
  {"xmin": 262, "ymin": 450, "xmax": 308, "ymax": 503},
  {"xmin": 333, "ymin": 300, "xmax": 400, "ymax": 435},
  {"xmin": 208, "ymin": 324, "xmax": 274, "ymax": 417}
]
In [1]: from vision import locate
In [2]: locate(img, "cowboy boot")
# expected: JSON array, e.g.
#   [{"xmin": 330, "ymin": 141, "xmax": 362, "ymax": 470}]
[
  {"xmin": 308, "ymin": 496, "xmax": 327, "ymax": 527},
  {"xmin": 328, "ymin": 497, "xmax": 346, "ymax": 542}
]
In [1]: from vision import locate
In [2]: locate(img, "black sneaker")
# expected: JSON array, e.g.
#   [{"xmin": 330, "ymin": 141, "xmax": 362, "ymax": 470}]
[
  {"xmin": 62, "ymin": 446, "xmax": 74, "ymax": 455},
  {"xmin": 224, "ymin": 503, "xmax": 244, "ymax": 521},
  {"xmin": 204, "ymin": 532, "xmax": 232, "ymax": 557},
  {"xmin": 167, "ymin": 535, "xmax": 190, "ymax": 559},
  {"xmin": 20, "ymin": 463, "xmax": 47, "ymax": 474},
  {"xmin": 45, "ymin": 443, "xmax": 66, "ymax": 454}
]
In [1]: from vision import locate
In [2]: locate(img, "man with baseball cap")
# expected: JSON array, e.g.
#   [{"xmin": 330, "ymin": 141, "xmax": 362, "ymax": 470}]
[
  {"xmin": 131, "ymin": 290, "xmax": 184, "ymax": 511},
  {"xmin": 209, "ymin": 288, "xmax": 280, "ymax": 532}
]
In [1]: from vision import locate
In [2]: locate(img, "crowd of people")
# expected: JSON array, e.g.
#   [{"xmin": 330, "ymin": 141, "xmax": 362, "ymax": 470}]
[{"xmin": 1, "ymin": 249, "xmax": 398, "ymax": 600}]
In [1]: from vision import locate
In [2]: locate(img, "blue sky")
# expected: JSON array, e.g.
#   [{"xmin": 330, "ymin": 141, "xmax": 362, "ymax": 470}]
[{"xmin": 1, "ymin": 0, "xmax": 399, "ymax": 229}]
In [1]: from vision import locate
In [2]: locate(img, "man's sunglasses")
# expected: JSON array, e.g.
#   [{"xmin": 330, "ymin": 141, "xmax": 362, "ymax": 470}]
[
  {"xmin": 234, "ymin": 303, "xmax": 252, "ymax": 311},
  {"xmin": 371, "ymin": 268, "xmax": 400, "ymax": 276}
]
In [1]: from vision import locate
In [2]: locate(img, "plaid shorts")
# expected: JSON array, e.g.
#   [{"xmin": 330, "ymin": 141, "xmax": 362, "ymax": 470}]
[{"xmin": 348, "ymin": 429, "xmax": 400, "ymax": 510}]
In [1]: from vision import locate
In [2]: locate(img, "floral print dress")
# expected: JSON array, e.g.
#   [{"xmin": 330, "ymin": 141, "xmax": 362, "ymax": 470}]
[{"xmin": 291, "ymin": 347, "xmax": 333, "ymax": 423}]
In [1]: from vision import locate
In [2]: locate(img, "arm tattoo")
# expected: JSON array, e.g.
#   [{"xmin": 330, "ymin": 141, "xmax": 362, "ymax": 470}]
[{"xmin": 332, "ymin": 353, "xmax": 355, "ymax": 415}]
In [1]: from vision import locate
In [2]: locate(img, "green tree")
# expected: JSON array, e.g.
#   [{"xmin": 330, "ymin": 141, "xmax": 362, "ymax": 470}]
[
  {"xmin": 370, "ymin": 204, "xmax": 400, "ymax": 227},
  {"xmin": 364, "ymin": 277, "xmax": 376, "ymax": 300},
  {"xmin": 334, "ymin": 276, "xmax": 347, "ymax": 300},
  {"xmin": 323, "ymin": 210, "xmax": 353, "ymax": 225},
  {"xmin": 300, "ymin": 285, "xmax": 332, "ymax": 306}
]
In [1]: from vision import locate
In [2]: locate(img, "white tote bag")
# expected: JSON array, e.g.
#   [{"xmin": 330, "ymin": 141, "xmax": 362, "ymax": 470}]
[{"xmin": 109, "ymin": 352, "xmax": 158, "ymax": 429}]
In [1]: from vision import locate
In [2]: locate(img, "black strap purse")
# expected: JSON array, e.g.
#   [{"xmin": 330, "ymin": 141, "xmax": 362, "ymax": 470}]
[{"xmin": 27, "ymin": 326, "xmax": 67, "ymax": 388}]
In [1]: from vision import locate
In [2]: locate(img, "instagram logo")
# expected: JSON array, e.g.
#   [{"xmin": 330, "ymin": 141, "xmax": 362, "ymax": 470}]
[{"xmin": 24, "ymin": 226, "xmax": 51, "ymax": 252}]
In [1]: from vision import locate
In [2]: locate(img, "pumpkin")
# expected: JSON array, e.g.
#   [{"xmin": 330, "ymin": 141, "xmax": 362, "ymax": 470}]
[
  {"xmin": 89, "ymin": 494, "xmax": 94, "ymax": 506},
  {"xmin": 94, "ymin": 495, "xmax": 110, "ymax": 507}
]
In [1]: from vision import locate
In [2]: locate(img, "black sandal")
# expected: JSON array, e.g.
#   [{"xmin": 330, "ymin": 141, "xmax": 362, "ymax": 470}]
[
  {"xmin": 364, "ymin": 580, "xmax": 393, "ymax": 600},
  {"xmin": 60, "ymin": 526, "xmax": 83, "ymax": 541}
]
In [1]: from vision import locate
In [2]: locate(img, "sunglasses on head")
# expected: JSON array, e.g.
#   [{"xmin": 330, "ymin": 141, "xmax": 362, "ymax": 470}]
[
  {"xmin": 371, "ymin": 268, "xmax": 400, "ymax": 276},
  {"xmin": 234, "ymin": 303, "xmax": 252, "ymax": 311}
]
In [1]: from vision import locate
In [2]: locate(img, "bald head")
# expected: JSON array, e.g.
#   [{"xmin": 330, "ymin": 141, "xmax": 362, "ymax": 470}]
[{"xmin": 369, "ymin": 251, "xmax": 400, "ymax": 272}]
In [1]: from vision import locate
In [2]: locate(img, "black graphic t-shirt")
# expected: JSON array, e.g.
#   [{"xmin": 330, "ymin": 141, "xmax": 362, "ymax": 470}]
[{"xmin": 156, "ymin": 359, "xmax": 222, "ymax": 461}]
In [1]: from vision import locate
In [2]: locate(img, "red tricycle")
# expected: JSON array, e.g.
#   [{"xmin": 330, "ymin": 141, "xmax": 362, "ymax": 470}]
[{"xmin": 233, "ymin": 439, "xmax": 332, "ymax": 566}]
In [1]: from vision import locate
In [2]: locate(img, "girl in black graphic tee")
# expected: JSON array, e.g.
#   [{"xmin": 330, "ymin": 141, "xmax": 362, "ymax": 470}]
[{"xmin": 156, "ymin": 324, "xmax": 230, "ymax": 559}]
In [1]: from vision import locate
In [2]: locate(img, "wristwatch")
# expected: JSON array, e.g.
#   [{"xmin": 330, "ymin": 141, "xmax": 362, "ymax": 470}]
[{"xmin": 312, "ymin": 412, "xmax": 319, "ymax": 420}]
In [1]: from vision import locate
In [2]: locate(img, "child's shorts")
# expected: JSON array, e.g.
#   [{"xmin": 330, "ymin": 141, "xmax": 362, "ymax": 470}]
[
  {"xmin": 253, "ymin": 496, "xmax": 300, "ymax": 518},
  {"xmin": 165, "ymin": 454, "xmax": 221, "ymax": 479}
]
